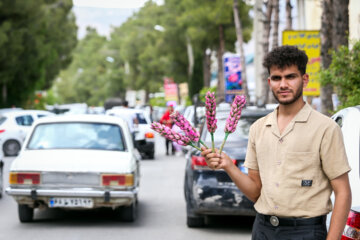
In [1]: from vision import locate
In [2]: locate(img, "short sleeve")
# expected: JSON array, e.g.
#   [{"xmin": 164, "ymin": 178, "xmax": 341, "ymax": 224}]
[
  {"xmin": 244, "ymin": 123, "xmax": 259, "ymax": 170},
  {"xmin": 321, "ymin": 123, "xmax": 351, "ymax": 180}
]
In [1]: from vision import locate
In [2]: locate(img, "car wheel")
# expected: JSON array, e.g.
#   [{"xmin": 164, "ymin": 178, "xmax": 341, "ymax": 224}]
[
  {"xmin": 148, "ymin": 152, "xmax": 154, "ymax": 159},
  {"xmin": 18, "ymin": 204, "xmax": 34, "ymax": 223},
  {"xmin": 187, "ymin": 215, "xmax": 205, "ymax": 228},
  {"xmin": 3, "ymin": 140, "xmax": 21, "ymax": 156},
  {"xmin": 0, "ymin": 164, "xmax": 3, "ymax": 198},
  {"xmin": 120, "ymin": 202, "xmax": 137, "ymax": 222}
]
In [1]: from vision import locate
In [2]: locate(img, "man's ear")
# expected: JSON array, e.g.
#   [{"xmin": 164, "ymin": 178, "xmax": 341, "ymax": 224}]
[
  {"xmin": 267, "ymin": 77, "xmax": 271, "ymax": 86},
  {"xmin": 302, "ymin": 74, "xmax": 309, "ymax": 88}
]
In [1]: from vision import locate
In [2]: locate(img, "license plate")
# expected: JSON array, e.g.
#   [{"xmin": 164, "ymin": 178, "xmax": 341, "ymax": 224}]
[{"xmin": 49, "ymin": 197, "xmax": 94, "ymax": 208}]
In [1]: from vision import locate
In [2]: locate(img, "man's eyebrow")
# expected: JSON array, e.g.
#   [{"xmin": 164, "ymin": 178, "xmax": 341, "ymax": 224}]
[{"xmin": 285, "ymin": 73, "xmax": 298, "ymax": 77}]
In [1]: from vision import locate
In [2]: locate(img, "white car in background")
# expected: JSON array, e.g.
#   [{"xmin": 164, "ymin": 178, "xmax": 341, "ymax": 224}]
[
  {"xmin": 6, "ymin": 114, "xmax": 140, "ymax": 222},
  {"xmin": 0, "ymin": 110, "xmax": 54, "ymax": 156},
  {"xmin": 330, "ymin": 106, "xmax": 360, "ymax": 238},
  {"xmin": 107, "ymin": 107, "xmax": 155, "ymax": 159}
]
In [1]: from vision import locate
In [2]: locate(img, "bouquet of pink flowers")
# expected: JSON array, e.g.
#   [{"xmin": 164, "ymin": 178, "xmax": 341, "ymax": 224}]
[{"xmin": 151, "ymin": 92, "xmax": 246, "ymax": 154}]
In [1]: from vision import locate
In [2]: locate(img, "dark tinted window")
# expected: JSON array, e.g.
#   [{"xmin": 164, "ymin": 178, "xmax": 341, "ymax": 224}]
[
  {"xmin": 136, "ymin": 113, "xmax": 147, "ymax": 124},
  {"xmin": 0, "ymin": 117, "xmax": 7, "ymax": 125},
  {"xmin": 15, "ymin": 115, "xmax": 34, "ymax": 126}
]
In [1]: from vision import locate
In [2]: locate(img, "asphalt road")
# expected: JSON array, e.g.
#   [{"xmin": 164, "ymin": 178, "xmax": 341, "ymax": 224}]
[{"xmin": 0, "ymin": 137, "xmax": 253, "ymax": 240}]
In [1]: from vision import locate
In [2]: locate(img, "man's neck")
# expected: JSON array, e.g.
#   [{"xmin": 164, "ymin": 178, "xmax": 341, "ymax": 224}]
[{"xmin": 278, "ymin": 99, "xmax": 305, "ymax": 118}]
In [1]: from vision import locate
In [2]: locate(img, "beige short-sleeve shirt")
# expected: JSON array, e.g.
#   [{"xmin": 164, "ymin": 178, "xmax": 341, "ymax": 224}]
[{"xmin": 244, "ymin": 102, "xmax": 351, "ymax": 218}]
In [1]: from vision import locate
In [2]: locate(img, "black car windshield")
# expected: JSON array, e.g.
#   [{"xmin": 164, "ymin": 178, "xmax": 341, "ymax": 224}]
[
  {"xmin": 203, "ymin": 117, "xmax": 258, "ymax": 142},
  {"xmin": 27, "ymin": 122, "xmax": 126, "ymax": 151}
]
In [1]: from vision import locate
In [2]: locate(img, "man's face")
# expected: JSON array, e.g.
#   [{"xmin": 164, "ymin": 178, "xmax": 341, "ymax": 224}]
[{"xmin": 268, "ymin": 65, "xmax": 309, "ymax": 105}]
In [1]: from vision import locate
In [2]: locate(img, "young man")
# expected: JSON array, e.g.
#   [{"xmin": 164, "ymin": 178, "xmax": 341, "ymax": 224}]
[{"xmin": 201, "ymin": 45, "xmax": 351, "ymax": 239}]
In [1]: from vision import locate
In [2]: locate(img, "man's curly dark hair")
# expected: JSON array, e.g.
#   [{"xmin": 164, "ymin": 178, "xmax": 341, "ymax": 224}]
[{"xmin": 263, "ymin": 45, "xmax": 308, "ymax": 75}]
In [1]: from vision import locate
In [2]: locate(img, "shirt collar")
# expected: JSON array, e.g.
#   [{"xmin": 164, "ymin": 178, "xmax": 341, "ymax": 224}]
[{"xmin": 265, "ymin": 102, "xmax": 312, "ymax": 126}]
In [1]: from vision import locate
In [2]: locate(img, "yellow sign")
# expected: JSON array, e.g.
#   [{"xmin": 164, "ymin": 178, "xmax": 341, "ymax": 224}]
[{"xmin": 282, "ymin": 30, "xmax": 320, "ymax": 96}]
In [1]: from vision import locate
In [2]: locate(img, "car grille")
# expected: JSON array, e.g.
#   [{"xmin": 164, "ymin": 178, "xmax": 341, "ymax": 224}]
[{"xmin": 41, "ymin": 172, "xmax": 100, "ymax": 187}]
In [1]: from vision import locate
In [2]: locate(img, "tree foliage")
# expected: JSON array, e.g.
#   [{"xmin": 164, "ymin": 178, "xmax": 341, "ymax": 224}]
[
  {"xmin": 320, "ymin": 40, "xmax": 360, "ymax": 109},
  {"xmin": 53, "ymin": 0, "xmax": 252, "ymax": 106},
  {"xmin": 0, "ymin": 0, "xmax": 77, "ymax": 107}
]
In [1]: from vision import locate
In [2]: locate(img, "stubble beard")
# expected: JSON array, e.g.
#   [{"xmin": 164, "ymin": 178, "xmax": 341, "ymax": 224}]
[{"xmin": 272, "ymin": 84, "xmax": 303, "ymax": 106}]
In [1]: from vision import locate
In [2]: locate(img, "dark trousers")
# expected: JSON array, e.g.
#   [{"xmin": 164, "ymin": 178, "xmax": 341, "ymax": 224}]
[
  {"xmin": 252, "ymin": 213, "xmax": 327, "ymax": 240},
  {"xmin": 165, "ymin": 139, "xmax": 174, "ymax": 154}
]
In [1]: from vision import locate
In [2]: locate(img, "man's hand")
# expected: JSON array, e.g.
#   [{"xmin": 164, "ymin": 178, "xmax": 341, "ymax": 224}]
[{"xmin": 200, "ymin": 147, "xmax": 234, "ymax": 171}]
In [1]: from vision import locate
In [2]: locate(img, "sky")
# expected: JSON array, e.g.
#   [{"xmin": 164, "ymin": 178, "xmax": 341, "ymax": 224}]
[{"xmin": 72, "ymin": 0, "xmax": 163, "ymax": 39}]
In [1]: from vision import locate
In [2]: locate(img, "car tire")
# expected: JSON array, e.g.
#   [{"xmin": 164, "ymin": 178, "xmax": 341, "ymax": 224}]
[
  {"xmin": 3, "ymin": 140, "xmax": 21, "ymax": 156},
  {"xmin": 187, "ymin": 215, "xmax": 205, "ymax": 228},
  {"xmin": 18, "ymin": 204, "xmax": 34, "ymax": 223},
  {"xmin": 120, "ymin": 202, "xmax": 137, "ymax": 222},
  {"xmin": 148, "ymin": 152, "xmax": 154, "ymax": 159}
]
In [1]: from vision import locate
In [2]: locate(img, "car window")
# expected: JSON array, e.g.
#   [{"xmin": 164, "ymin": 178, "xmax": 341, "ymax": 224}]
[
  {"xmin": 136, "ymin": 113, "xmax": 147, "ymax": 124},
  {"xmin": 27, "ymin": 122, "xmax": 126, "ymax": 151},
  {"xmin": 0, "ymin": 117, "xmax": 7, "ymax": 125},
  {"xmin": 15, "ymin": 115, "xmax": 34, "ymax": 126},
  {"xmin": 334, "ymin": 116, "xmax": 343, "ymax": 128},
  {"xmin": 203, "ymin": 117, "xmax": 258, "ymax": 142}
]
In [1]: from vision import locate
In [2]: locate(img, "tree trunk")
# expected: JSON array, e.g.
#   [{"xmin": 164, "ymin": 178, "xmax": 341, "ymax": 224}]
[
  {"xmin": 203, "ymin": 49, "xmax": 211, "ymax": 88},
  {"xmin": 259, "ymin": 0, "xmax": 273, "ymax": 106},
  {"xmin": 285, "ymin": 0, "xmax": 292, "ymax": 30},
  {"xmin": 217, "ymin": 24, "xmax": 225, "ymax": 102},
  {"xmin": 332, "ymin": 0, "xmax": 349, "ymax": 49},
  {"xmin": 233, "ymin": 0, "xmax": 250, "ymax": 102},
  {"xmin": 272, "ymin": 0, "xmax": 279, "ymax": 49},
  {"xmin": 320, "ymin": 0, "xmax": 334, "ymax": 115},
  {"xmin": 2, "ymin": 83, "xmax": 7, "ymax": 106},
  {"xmin": 186, "ymin": 35, "xmax": 194, "ymax": 79}
]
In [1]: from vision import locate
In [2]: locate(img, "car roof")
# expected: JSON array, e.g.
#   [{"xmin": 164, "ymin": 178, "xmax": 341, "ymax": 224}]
[
  {"xmin": 33, "ymin": 114, "xmax": 127, "ymax": 126},
  {"xmin": 0, "ymin": 110, "xmax": 53, "ymax": 117}
]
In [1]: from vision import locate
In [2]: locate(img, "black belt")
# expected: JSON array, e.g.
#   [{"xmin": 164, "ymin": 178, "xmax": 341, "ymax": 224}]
[{"xmin": 257, "ymin": 213, "xmax": 326, "ymax": 227}]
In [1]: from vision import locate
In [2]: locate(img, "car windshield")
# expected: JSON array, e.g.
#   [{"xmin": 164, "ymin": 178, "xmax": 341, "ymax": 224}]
[
  {"xmin": 203, "ymin": 117, "xmax": 258, "ymax": 142},
  {"xmin": 27, "ymin": 122, "xmax": 126, "ymax": 151}
]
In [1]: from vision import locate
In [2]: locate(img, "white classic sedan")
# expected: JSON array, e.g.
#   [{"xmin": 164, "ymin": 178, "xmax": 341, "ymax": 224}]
[{"xmin": 6, "ymin": 114, "xmax": 140, "ymax": 223}]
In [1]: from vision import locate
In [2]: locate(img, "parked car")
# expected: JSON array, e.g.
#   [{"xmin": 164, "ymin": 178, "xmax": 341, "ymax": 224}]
[
  {"xmin": 0, "ymin": 110, "xmax": 55, "ymax": 156},
  {"xmin": 184, "ymin": 108, "xmax": 272, "ymax": 228},
  {"xmin": 106, "ymin": 107, "xmax": 155, "ymax": 159},
  {"xmin": 6, "ymin": 114, "xmax": 140, "ymax": 222},
  {"xmin": 330, "ymin": 106, "xmax": 360, "ymax": 238}
]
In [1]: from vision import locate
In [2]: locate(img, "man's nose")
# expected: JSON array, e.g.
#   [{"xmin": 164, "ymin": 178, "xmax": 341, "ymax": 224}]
[{"xmin": 279, "ymin": 78, "xmax": 287, "ymax": 88}]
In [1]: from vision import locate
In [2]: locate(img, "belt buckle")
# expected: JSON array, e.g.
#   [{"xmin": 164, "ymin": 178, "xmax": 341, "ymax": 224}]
[{"xmin": 270, "ymin": 216, "xmax": 279, "ymax": 226}]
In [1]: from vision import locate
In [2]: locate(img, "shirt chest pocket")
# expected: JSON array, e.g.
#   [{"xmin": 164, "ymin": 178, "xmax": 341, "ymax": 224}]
[{"xmin": 283, "ymin": 152, "xmax": 319, "ymax": 188}]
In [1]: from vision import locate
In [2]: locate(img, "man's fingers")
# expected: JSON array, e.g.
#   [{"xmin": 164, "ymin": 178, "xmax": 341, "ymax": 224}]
[{"xmin": 200, "ymin": 148, "xmax": 212, "ymax": 156}]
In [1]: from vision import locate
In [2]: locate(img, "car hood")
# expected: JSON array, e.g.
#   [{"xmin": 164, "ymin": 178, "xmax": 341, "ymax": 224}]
[{"xmin": 10, "ymin": 149, "xmax": 136, "ymax": 173}]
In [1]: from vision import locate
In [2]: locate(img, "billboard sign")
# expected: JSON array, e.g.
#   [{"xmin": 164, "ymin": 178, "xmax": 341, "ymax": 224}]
[
  {"xmin": 223, "ymin": 53, "xmax": 244, "ymax": 102},
  {"xmin": 282, "ymin": 30, "xmax": 321, "ymax": 96},
  {"xmin": 164, "ymin": 77, "xmax": 178, "ymax": 105}
]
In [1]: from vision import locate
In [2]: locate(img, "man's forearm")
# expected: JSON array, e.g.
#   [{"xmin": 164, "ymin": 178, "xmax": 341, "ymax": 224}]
[
  {"xmin": 225, "ymin": 164, "xmax": 261, "ymax": 202},
  {"xmin": 327, "ymin": 191, "xmax": 351, "ymax": 240}
]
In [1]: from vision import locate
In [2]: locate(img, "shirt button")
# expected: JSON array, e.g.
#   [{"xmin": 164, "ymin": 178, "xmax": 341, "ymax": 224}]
[
  {"xmin": 279, "ymin": 138, "xmax": 283, "ymax": 143},
  {"xmin": 277, "ymin": 161, "xmax": 281, "ymax": 165},
  {"xmin": 274, "ymin": 205, "xmax": 279, "ymax": 210},
  {"xmin": 275, "ymin": 183, "xmax": 279, "ymax": 187}
]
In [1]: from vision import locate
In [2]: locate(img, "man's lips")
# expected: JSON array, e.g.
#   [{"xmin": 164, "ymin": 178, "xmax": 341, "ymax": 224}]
[{"xmin": 278, "ymin": 91, "xmax": 291, "ymax": 96}]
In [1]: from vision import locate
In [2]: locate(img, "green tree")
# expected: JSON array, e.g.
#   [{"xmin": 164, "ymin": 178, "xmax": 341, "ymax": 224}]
[
  {"xmin": 320, "ymin": 40, "xmax": 360, "ymax": 110},
  {"xmin": 53, "ymin": 27, "xmax": 122, "ymax": 106},
  {"xmin": 0, "ymin": 0, "xmax": 77, "ymax": 107}
]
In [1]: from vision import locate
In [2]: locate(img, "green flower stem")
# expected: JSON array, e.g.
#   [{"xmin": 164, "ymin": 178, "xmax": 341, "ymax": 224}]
[
  {"xmin": 211, "ymin": 133, "xmax": 215, "ymax": 153},
  {"xmin": 188, "ymin": 142, "xmax": 202, "ymax": 151},
  {"xmin": 219, "ymin": 132, "xmax": 229, "ymax": 155},
  {"xmin": 199, "ymin": 139, "xmax": 209, "ymax": 149}
]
